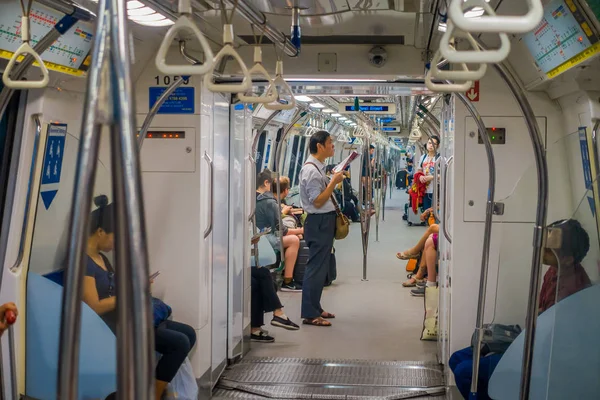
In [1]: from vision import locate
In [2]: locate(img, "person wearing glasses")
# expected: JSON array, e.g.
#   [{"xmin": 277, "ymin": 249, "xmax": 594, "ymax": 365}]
[{"xmin": 83, "ymin": 195, "xmax": 196, "ymax": 400}]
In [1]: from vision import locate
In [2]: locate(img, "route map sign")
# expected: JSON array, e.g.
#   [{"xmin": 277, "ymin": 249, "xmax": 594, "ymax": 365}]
[
  {"xmin": 523, "ymin": 0, "xmax": 600, "ymax": 79},
  {"xmin": 0, "ymin": 2, "xmax": 94, "ymax": 76}
]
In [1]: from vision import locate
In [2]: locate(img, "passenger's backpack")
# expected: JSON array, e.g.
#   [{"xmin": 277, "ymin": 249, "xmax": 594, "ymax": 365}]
[{"xmin": 471, "ymin": 323, "xmax": 522, "ymax": 356}]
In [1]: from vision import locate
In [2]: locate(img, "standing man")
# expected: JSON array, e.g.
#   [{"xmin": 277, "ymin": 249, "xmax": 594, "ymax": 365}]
[{"xmin": 299, "ymin": 131, "xmax": 345, "ymax": 327}]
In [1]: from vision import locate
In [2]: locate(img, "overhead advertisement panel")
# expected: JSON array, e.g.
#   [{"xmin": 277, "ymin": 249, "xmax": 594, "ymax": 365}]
[
  {"xmin": 523, "ymin": 0, "xmax": 600, "ymax": 79},
  {"xmin": 0, "ymin": 2, "xmax": 94, "ymax": 77},
  {"xmin": 339, "ymin": 103, "xmax": 397, "ymax": 115}
]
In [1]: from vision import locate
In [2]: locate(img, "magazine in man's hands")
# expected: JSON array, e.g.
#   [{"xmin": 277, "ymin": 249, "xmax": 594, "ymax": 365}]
[
  {"xmin": 333, "ymin": 151, "xmax": 360, "ymax": 173},
  {"xmin": 251, "ymin": 227, "xmax": 272, "ymax": 243}
]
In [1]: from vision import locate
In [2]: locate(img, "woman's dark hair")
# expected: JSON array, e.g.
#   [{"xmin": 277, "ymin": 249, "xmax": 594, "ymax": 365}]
[
  {"xmin": 89, "ymin": 195, "xmax": 114, "ymax": 235},
  {"xmin": 549, "ymin": 219, "xmax": 590, "ymax": 264},
  {"xmin": 309, "ymin": 130, "xmax": 330, "ymax": 155},
  {"xmin": 256, "ymin": 169, "xmax": 273, "ymax": 189},
  {"xmin": 430, "ymin": 135, "xmax": 440, "ymax": 147}
]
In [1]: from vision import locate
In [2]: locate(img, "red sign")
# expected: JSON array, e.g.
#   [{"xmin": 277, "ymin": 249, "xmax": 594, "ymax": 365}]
[{"xmin": 466, "ymin": 80, "xmax": 480, "ymax": 102}]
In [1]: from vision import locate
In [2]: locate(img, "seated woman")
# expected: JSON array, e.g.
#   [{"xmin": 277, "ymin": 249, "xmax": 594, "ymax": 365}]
[
  {"xmin": 397, "ymin": 209, "xmax": 439, "ymax": 260},
  {"xmin": 450, "ymin": 219, "xmax": 592, "ymax": 399},
  {"xmin": 257, "ymin": 173, "xmax": 304, "ymax": 292},
  {"xmin": 83, "ymin": 196, "xmax": 196, "ymax": 400},
  {"xmin": 251, "ymin": 264, "xmax": 300, "ymax": 342},
  {"xmin": 409, "ymin": 232, "xmax": 438, "ymax": 297}
]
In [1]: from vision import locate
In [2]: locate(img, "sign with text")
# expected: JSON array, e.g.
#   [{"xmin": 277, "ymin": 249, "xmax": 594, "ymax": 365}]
[
  {"xmin": 149, "ymin": 87, "xmax": 195, "ymax": 114},
  {"xmin": 466, "ymin": 81, "xmax": 480, "ymax": 102},
  {"xmin": 339, "ymin": 102, "xmax": 397, "ymax": 115},
  {"xmin": 40, "ymin": 123, "xmax": 67, "ymax": 210}
]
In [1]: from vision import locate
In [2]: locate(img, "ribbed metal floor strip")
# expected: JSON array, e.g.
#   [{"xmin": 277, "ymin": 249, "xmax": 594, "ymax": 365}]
[
  {"xmin": 217, "ymin": 357, "xmax": 445, "ymax": 399},
  {"xmin": 212, "ymin": 388, "xmax": 448, "ymax": 400}
]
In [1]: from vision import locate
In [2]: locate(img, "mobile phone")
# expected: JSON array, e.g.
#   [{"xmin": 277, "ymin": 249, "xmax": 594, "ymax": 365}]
[{"xmin": 149, "ymin": 271, "xmax": 160, "ymax": 281}]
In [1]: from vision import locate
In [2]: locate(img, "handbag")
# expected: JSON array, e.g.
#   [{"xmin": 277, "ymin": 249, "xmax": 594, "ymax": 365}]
[
  {"xmin": 152, "ymin": 297, "xmax": 172, "ymax": 327},
  {"xmin": 305, "ymin": 162, "xmax": 350, "ymax": 240}
]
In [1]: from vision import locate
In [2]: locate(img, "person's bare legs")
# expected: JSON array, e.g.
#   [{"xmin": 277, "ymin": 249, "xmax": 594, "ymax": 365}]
[
  {"xmin": 397, "ymin": 224, "xmax": 439, "ymax": 259},
  {"xmin": 402, "ymin": 237, "xmax": 430, "ymax": 286},
  {"xmin": 424, "ymin": 235, "xmax": 437, "ymax": 284},
  {"xmin": 282, "ymin": 235, "xmax": 300, "ymax": 280}
]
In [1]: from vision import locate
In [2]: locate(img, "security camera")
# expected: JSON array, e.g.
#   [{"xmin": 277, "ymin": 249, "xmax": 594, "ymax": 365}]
[{"xmin": 368, "ymin": 46, "xmax": 387, "ymax": 68}]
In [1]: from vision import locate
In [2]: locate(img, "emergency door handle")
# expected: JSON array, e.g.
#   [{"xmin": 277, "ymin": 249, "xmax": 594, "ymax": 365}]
[
  {"xmin": 238, "ymin": 47, "xmax": 278, "ymax": 104},
  {"xmin": 448, "ymin": 0, "xmax": 543, "ymax": 34},
  {"xmin": 442, "ymin": 156, "xmax": 454, "ymax": 243},
  {"xmin": 155, "ymin": 15, "xmax": 214, "ymax": 76},
  {"xmin": 439, "ymin": 21, "xmax": 510, "ymax": 65},
  {"xmin": 204, "ymin": 151, "xmax": 214, "ymax": 238}
]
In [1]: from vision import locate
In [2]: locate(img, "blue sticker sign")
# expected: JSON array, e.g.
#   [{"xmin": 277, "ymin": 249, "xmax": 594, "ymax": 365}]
[
  {"xmin": 40, "ymin": 123, "xmax": 67, "ymax": 210},
  {"xmin": 579, "ymin": 127, "xmax": 595, "ymax": 216},
  {"xmin": 149, "ymin": 87, "xmax": 195, "ymax": 114}
]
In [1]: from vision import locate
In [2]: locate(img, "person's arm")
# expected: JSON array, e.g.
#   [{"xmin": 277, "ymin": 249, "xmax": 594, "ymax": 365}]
[
  {"xmin": 286, "ymin": 227, "xmax": 303, "ymax": 236},
  {"xmin": 0, "ymin": 302, "xmax": 18, "ymax": 337},
  {"xmin": 270, "ymin": 201, "xmax": 288, "ymax": 236},
  {"xmin": 313, "ymin": 172, "xmax": 344, "ymax": 208},
  {"xmin": 82, "ymin": 277, "xmax": 117, "ymax": 315}
]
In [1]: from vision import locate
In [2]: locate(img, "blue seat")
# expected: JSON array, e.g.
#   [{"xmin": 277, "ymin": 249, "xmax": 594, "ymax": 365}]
[
  {"xmin": 251, "ymin": 237, "xmax": 277, "ymax": 267},
  {"xmin": 26, "ymin": 273, "xmax": 117, "ymax": 399},
  {"xmin": 489, "ymin": 284, "xmax": 600, "ymax": 399}
]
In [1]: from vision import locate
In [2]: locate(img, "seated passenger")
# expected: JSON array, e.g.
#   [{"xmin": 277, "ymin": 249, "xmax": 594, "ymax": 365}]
[
  {"xmin": 251, "ymin": 265, "xmax": 300, "ymax": 342},
  {"xmin": 256, "ymin": 170, "xmax": 304, "ymax": 292},
  {"xmin": 397, "ymin": 209, "xmax": 439, "ymax": 260},
  {"xmin": 0, "ymin": 303, "xmax": 17, "ymax": 336},
  {"xmin": 83, "ymin": 195, "xmax": 196, "ymax": 400},
  {"xmin": 450, "ymin": 219, "xmax": 592, "ymax": 399},
  {"xmin": 410, "ymin": 232, "xmax": 438, "ymax": 297}
]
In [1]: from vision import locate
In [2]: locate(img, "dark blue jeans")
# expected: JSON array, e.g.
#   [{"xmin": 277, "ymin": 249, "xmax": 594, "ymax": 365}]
[
  {"xmin": 155, "ymin": 320, "xmax": 196, "ymax": 382},
  {"xmin": 301, "ymin": 212, "xmax": 336, "ymax": 319},
  {"xmin": 422, "ymin": 193, "xmax": 433, "ymax": 212},
  {"xmin": 449, "ymin": 347, "xmax": 503, "ymax": 400}
]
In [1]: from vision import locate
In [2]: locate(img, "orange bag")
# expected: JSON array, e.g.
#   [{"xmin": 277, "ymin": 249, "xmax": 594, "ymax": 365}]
[{"xmin": 406, "ymin": 258, "xmax": 418, "ymax": 273}]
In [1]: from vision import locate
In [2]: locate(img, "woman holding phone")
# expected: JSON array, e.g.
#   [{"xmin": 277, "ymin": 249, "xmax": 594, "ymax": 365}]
[{"xmin": 83, "ymin": 195, "xmax": 196, "ymax": 400}]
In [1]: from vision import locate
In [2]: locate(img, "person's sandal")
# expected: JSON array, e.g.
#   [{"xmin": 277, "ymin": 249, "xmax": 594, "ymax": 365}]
[
  {"xmin": 321, "ymin": 311, "xmax": 336, "ymax": 319},
  {"xmin": 396, "ymin": 251, "xmax": 419, "ymax": 260},
  {"xmin": 402, "ymin": 277, "xmax": 423, "ymax": 287},
  {"xmin": 303, "ymin": 317, "xmax": 332, "ymax": 327}
]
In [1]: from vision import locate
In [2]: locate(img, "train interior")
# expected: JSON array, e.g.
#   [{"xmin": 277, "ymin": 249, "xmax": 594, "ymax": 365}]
[{"xmin": 0, "ymin": 0, "xmax": 600, "ymax": 398}]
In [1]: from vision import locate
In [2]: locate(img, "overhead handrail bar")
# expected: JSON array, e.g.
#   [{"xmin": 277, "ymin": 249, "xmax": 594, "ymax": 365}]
[
  {"xmin": 442, "ymin": 156, "xmax": 454, "ymax": 243},
  {"xmin": 205, "ymin": 0, "xmax": 252, "ymax": 93},
  {"xmin": 3, "ymin": 0, "xmax": 50, "ymax": 89},
  {"xmin": 57, "ymin": 0, "xmax": 154, "ymax": 398},
  {"xmin": 9, "ymin": 115, "xmax": 42, "ymax": 274},
  {"xmin": 155, "ymin": 0, "xmax": 214, "ymax": 76},
  {"xmin": 239, "ymin": 26, "xmax": 278, "ymax": 104},
  {"xmin": 264, "ymin": 59, "xmax": 296, "ymax": 111},
  {"xmin": 439, "ymin": 19, "xmax": 510, "ymax": 64},
  {"xmin": 425, "ymin": 51, "xmax": 474, "ymax": 93},
  {"xmin": 448, "ymin": 0, "xmax": 544, "ymax": 34}
]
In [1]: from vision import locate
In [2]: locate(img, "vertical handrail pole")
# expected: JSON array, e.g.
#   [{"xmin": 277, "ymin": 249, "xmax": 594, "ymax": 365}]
[
  {"xmin": 274, "ymin": 109, "xmax": 306, "ymax": 175},
  {"xmin": 455, "ymin": 93, "xmax": 496, "ymax": 400},
  {"xmin": 588, "ymin": 121, "xmax": 600, "ymax": 247},
  {"xmin": 110, "ymin": 0, "xmax": 155, "ymax": 396},
  {"xmin": 57, "ymin": 8, "xmax": 108, "ymax": 398},
  {"xmin": 432, "ymin": 157, "xmax": 442, "ymax": 222},
  {"xmin": 442, "ymin": 156, "xmax": 454, "ymax": 243}
]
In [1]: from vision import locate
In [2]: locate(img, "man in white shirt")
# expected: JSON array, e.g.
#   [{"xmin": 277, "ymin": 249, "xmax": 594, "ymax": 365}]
[{"xmin": 298, "ymin": 130, "xmax": 345, "ymax": 327}]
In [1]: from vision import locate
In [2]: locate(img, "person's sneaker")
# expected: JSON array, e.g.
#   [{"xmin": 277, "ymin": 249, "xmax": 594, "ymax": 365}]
[
  {"xmin": 416, "ymin": 280, "xmax": 427, "ymax": 288},
  {"xmin": 271, "ymin": 315, "xmax": 300, "ymax": 330},
  {"xmin": 251, "ymin": 331, "xmax": 275, "ymax": 342},
  {"xmin": 281, "ymin": 281, "xmax": 302, "ymax": 292},
  {"xmin": 410, "ymin": 286, "xmax": 425, "ymax": 297}
]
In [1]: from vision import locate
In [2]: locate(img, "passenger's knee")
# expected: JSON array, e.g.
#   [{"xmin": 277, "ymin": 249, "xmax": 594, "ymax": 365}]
[
  {"xmin": 179, "ymin": 322, "xmax": 196, "ymax": 349},
  {"xmin": 171, "ymin": 330, "xmax": 192, "ymax": 355}
]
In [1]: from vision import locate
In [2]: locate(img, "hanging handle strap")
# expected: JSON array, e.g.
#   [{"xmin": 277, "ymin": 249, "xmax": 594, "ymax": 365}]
[
  {"xmin": 204, "ymin": 24, "xmax": 252, "ymax": 93},
  {"xmin": 431, "ymin": 32, "xmax": 487, "ymax": 81},
  {"xmin": 238, "ymin": 47, "xmax": 278, "ymax": 103},
  {"xmin": 425, "ymin": 51, "xmax": 474, "ymax": 93},
  {"xmin": 448, "ymin": 0, "xmax": 544, "ymax": 34},
  {"xmin": 155, "ymin": 15, "xmax": 215, "ymax": 76},
  {"xmin": 2, "ymin": 16, "xmax": 50, "ymax": 89},
  {"xmin": 439, "ymin": 20, "xmax": 510, "ymax": 64},
  {"xmin": 264, "ymin": 61, "xmax": 296, "ymax": 110}
]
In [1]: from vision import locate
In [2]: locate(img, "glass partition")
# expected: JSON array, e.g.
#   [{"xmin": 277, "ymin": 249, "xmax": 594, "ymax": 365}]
[{"xmin": 25, "ymin": 125, "xmax": 116, "ymax": 399}]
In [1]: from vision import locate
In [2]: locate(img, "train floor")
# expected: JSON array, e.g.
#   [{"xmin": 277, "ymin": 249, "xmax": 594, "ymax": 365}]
[{"xmin": 214, "ymin": 189, "xmax": 461, "ymax": 399}]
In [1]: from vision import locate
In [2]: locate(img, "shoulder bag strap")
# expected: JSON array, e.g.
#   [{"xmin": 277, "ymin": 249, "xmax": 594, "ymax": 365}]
[{"xmin": 305, "ymin": 162, "xmax": 343, "ymax": 216}]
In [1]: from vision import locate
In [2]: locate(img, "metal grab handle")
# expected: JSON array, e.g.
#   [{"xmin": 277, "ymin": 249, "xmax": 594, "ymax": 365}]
[
  {"xmin": 155, "ymin": 15, "xmax": 214, "ymax": 76},
  {"xmin": 264, "ymin": 61, "xmax": 296, "ymax": 111},
  {"xmin": 439, "ymin": 20, "xmax": 510, "ymax": 64},
  {"xmin": 247, "ymin": 154, "xmax": 256, "ymax": 221},
  {"xmin": 425, "ymin": 52, "xmax": 473, "ymax": 93},
  {"xmin": 448, "ymin": 0, "xmax": 544, "ymax": 34},
  {"xmin": 204, "ymin": 24, "xmax": 252, "ymax": 93},
  {"xmin": 2, "ymin": 18, "xmax": 50, "ymax": 89},
  {"xmin": 10, "ymin": 115, "xmax": 43, "ymax": 273},
  {"xmin": 238, "ymin": 47, "xmax": 278, "ymax": 104},
  {"xmin": 5, "ymin": 310, "xmax": 18, "ymax": 400},
  {"xmin": 442, "ymin": 156, "xmax": 454, "ymax": 243},
  {"xmin": 432, "ymin": 157, "xmax": 442, "ymax": 222},
  {"xmin": 203, "ymin": 151, "xmax": 214, "ymax": 238}
]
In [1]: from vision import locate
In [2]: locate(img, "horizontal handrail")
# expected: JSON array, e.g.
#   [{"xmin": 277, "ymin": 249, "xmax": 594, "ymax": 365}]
[{"xmin": 448, "ymin": 0, "xmax": 544, "ymax": 34}]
